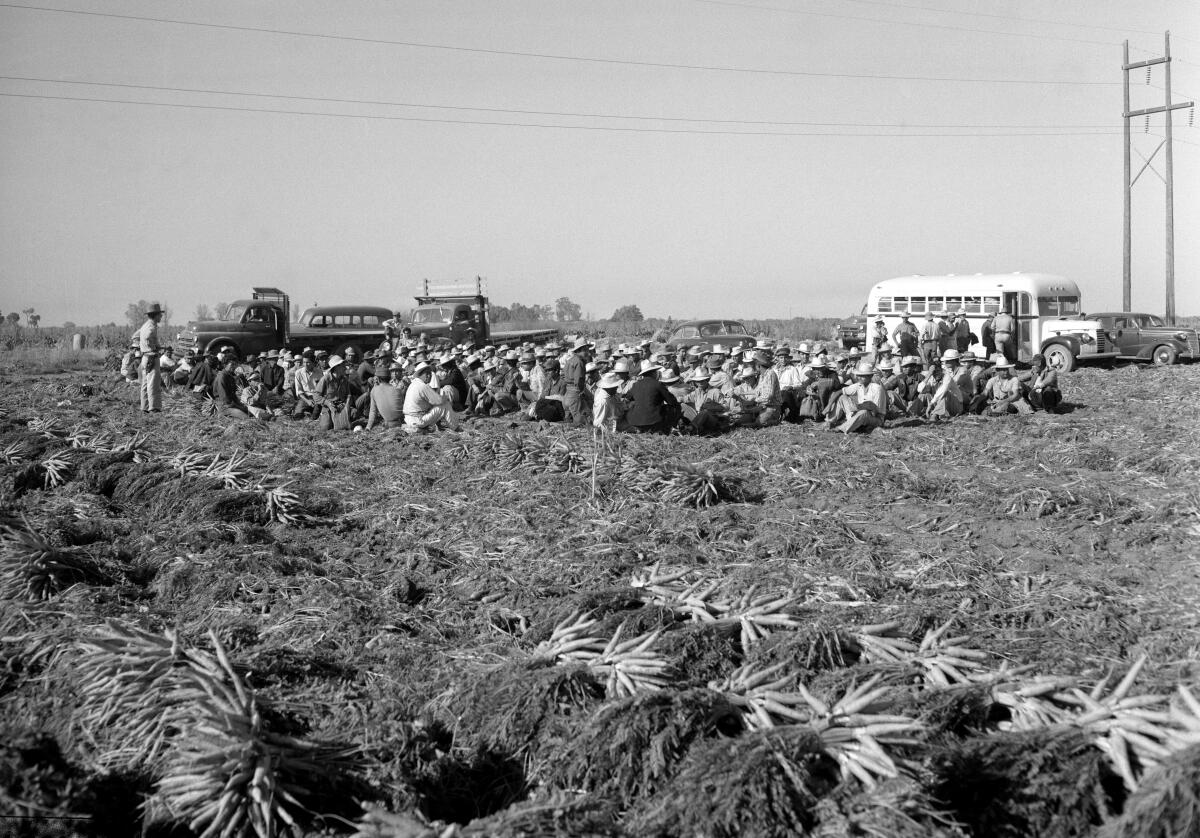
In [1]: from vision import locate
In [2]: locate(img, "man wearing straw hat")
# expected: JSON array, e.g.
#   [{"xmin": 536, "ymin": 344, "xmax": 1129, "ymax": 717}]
[
  {"xmin": 136, "ymin": 302, "xmax": 165, "ymax": 413},
  {"xmin": 404, "ymin": 361, "xmax": 456, "ymax": 431},
  {"xmin": 592, "ymin": 371, "xmax": 629, "ymax": 434},
  {"xmin": 828, "ymin": 360, "xmax": 887, "ymax": 433},
  {"xmin": 984, "ymin": 356, "xmax": 1030, "ymax": 415},
  {"xmin": 627, "ymin": 359, "xmax": 679, "ymax": 434},
  {"xmin": 562, "ymin": 337, "xmax": 593, "ymax": 426}
]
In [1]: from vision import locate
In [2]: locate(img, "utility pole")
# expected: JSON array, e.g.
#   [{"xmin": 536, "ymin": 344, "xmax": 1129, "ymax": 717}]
[{"xmin": 1122, "ymin": 33, "xmax": 1192, "ymax": 320}]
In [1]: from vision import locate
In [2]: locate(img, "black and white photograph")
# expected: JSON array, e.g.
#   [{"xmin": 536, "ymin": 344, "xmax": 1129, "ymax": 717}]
[{"xmin": 1, "ymin": 1, "xmax": 1199, "ymax": 835}]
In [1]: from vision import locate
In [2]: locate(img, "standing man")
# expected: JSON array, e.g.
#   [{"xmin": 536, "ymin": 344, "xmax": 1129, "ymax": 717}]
[
  {"xmin": 951, "ymin": 308, "xmax": 972, "ymax": 352},
  {"xmin": 561, "ymin": 337, "xmax": 593, "ymax": 426},
  {"xmin": 137, "ymin": 302, "xmax": 165, "ymax": 413},
  {"xmin": 891, "ymin": 312, "xmax": 920, "ymax": 359},
  {"xmin": 920, "ymin": 313, "xmax": 939, "ymax": 368},
  {"xmin": 992, "ymin": 307, "xmax": 1017, "ymax": 364}
]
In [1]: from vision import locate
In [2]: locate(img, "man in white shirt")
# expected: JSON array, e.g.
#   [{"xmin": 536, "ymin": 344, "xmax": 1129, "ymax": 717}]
[
  {"xmin": 404, "ymin": 362, "xmax": 455, "ymax": 431},
  {"xmin": 831, "ymin": 361, "xmax": 887, "ymax": 434},
  {"xmin": 136, "ymin": 302, "xmax": 165, "ymax": 413}
]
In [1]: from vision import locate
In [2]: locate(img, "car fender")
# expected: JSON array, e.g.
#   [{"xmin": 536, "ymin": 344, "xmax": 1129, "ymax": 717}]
[{"xmin": 1040, "ymin": 334, "xmax": 1080, "ymax": 357}]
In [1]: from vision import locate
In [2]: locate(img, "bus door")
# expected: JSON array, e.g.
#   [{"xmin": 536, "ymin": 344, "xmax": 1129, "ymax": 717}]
[{"xmin": 1003, "ymin": 292, "xmax": 1034, "ymax": 360}]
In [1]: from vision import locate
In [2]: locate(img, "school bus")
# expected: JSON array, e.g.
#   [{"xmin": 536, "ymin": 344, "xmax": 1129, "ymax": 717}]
[{"xmin": 864, "ymin": 273, "xmax": 1117, "ymax": 371}]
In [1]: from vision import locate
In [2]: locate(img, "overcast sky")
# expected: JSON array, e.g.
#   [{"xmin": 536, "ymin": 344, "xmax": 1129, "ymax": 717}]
[{"xmin": 1, "ymin": 0, "xmax": 1197, "ymax": 326}]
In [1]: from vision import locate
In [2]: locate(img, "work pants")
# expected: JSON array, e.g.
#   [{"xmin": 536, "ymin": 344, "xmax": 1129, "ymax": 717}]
[
  {"xmin": 563, "ymin": 386, "xmax": 588, "ymax": 426},
  {"xmin": 994, "ymin": 333, "xmax": 1016, "ymax": 363},
  {"xmin": 139, "ymin": 357, "xmax": 163, "ymax": 411}
]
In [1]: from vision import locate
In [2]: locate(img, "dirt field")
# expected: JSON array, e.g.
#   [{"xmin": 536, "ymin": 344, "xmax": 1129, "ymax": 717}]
[{"xmin": 2, "ymin": 362, "xmax": 1199, "ymax": 837}]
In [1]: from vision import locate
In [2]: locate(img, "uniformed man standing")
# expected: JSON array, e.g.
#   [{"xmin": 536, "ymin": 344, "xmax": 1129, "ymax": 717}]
[{"xmin": 137, "ymin": 302, "xmax": 165, "ymax": 413}]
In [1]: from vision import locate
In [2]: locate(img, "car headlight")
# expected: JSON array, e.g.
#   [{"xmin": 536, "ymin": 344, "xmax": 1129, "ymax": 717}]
[
  {"xmin": 1175, "ymin": 332, "xmax": 1189, "ymax": 342},
  {"xmin": 1079, "ymin": 333, "xmax": 1095, "ymax": 344}
]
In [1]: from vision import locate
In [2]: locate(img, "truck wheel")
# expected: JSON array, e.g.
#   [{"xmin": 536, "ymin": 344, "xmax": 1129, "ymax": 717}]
[
  {"xmin": 1043, "ymin": 344, "xmax": 1075, "ymax": 373},
  {"xmin": 1152, "ymin": 344, "xmax": 1178, "ymax": 365},
  {"xmin": 210, "ymin": 342, "xmax": 238, "ymax": 361}
]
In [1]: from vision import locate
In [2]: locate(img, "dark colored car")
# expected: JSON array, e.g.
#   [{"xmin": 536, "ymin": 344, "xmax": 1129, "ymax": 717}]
[
  {"xmin": 1086, "ymin": 312, "xmax": 1198, "ymax": 365},
  {"xmin": 835, "ymin": 308, "xmax": 869, "ymax": 350},
  {"xmin": 654, "ymin": 319, "xmax": 757, "ymax": 352}
]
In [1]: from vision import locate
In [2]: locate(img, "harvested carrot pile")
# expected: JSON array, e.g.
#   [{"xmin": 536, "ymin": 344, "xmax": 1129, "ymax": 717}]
[{"xmin": 1, "ymin": 364, "xmax": 1198, "ymax": 837}]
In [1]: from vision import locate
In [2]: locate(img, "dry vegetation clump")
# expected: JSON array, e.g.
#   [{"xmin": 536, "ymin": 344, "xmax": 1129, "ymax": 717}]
[
  {"xmin": 543, "ymin": 687, "xmax": 744, "ymax": 806},
  {"xmin": 1, "ymin": 361, "xmax": 1199, "ymax": 832},
  {"xmin": 1096, "ymin": 742, "xmax": 1200, "ymax": 838},
  {"xmin": 929, "ymin": 726, "xmax": 1124, "ymax": 838},
  {"xmin": 445, "ymin": 659, "xmax": 604, "ymax": 762},
  {"xmin": 628, "ymin": 725, "xmax": 840, "ymax": 838}
]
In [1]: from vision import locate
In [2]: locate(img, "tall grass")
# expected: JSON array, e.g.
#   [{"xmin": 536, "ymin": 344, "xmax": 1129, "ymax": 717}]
[{"xmin": 0, "ymin": 346, "xmax": 108, "ymax": 374}]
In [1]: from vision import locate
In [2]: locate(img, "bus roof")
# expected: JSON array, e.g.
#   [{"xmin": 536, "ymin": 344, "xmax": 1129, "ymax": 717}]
[{"xmin": 869, "ymin": 273, "xmax": 1079, "ymax": 297}]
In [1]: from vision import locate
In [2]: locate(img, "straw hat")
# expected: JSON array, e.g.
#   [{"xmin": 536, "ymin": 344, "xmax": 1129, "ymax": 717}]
[
  {"xmin": 901, "ymin": 355, "xmax": 922, "ymax": 368},
  {"xmin": 659, "ymin": 368, "xmax": 680, "ymax": 384},
  {"xmin": 853, "ymin": 361, "xmax": 876, "ymax": 377},
  {"xmin": 599, "ymin": 372, "xmax": 623, "ymax": 389},
  {"xmin": 639, "ymin": 359, "xmax": 662, "ymax": 375},
  {"xmin": 941, "ymin": 349, "xmax": 961, "ymax": 362}
]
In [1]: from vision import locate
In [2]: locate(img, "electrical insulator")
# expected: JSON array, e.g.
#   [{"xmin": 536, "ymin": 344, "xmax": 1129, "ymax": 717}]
[
  {"xmin": 1190, "ymin": 106, "xmax": 1195, "ymax": 127},
  {"xmin": 1145, "ymin": 114, "xmax": 1150, "ymax": 133},
  {"xmin": 1146, "ymin": 66, "xmax": 1152, "ymax": 85}
]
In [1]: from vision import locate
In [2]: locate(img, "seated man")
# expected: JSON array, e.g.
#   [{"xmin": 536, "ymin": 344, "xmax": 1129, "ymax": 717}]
[
  {"xmin": 827, "ymin": 361, "xmax": 886, "ymax": 433},
  {"xmin": 366, "ymin": 366, "xmax": 406, "ymax": 429},
  {"xmin": 528, "ymin": 358, "xmax": 567, "ymax": 421},
  {"xmin": 592, "ymin": 371, "xmax": 629, "ymax": 433},
  {"xmin": 1021, "ymin": 353, "xmax": 1061, "ymax": 412},
  {"xmin": 984, "ymin": 356, "xmax": 1030, "ymax": 415},
  {"xmin": 404, "ymin": 361, "xmax": 456, "ymax": 431},
  {"xmin": 796, "ymin": 359, "xmax": 841, "ymax": 421}
]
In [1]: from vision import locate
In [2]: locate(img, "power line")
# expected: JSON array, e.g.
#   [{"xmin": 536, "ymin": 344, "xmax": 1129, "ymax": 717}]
[
  {"xmin": 0, "ymin": 90, "xmax": 1130, "ymax": 137},
  {"xmin": 691, "ymin": 0, "xmax": 1125, "ymax": 48},
  {"xmin": 0, "ymin": 75, "xmax": 1126, "ymax": 129},
  {"xmin": 831, "ymin": 0, "xmax": 1182, "ymax": 40},
  {"xmin": 0, "ymin": 2, "xmax": 1119, "ymax": 86}
]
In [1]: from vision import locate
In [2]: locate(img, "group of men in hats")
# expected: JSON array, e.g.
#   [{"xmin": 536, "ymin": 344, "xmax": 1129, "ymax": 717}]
[{"xmin": 129, "ymin": 313, "xmax": 1061, "ymax": 432}]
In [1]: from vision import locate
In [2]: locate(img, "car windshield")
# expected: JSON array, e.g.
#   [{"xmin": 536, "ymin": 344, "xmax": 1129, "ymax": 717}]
[
  {"xmin": 412, "ymin": 306, "xmax": 452, "ymax": 324},
  {"xmin": 223, "ymin": 304, "xmax": 246, "ymax": 322}
]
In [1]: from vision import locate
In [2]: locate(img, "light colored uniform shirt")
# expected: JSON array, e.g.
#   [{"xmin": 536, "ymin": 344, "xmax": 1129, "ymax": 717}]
[
  {"xmin": 403, "ymin": 377, "xmax": 443, "ymax": 419},
  {"xmin": 592, "ymin": 388, "xmax": 626, "ymax": 432},
  {"xmin": 137, "ymin": 320, "xmax": 160, "ymax": 356}
]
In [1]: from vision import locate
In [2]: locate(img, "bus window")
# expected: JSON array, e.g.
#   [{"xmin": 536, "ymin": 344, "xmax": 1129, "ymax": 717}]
[
  {"xmin": 891, "ymin": 296, "xmax": 908, "ymax": 313},
  {"xmin": 983, "ymin": 297, "xmax": 1001, "ymax": 314},
  {"xmin": 907, "ymin": 297, "xmax": 926, "ymax": 314},
  {"xmin": 877, "ymin": 297, "xmax": 893, "ymax": 313},
  {"xmin": 926, "ymin": 296, "xmax": 944, "ymax": 313},
  {"xmin": 964, "ymin": 296, "xmax": 982, "ymax": 314},
  {"xmin": 945, "ymin": 296, "xmax": 963, "ymax": 312}
]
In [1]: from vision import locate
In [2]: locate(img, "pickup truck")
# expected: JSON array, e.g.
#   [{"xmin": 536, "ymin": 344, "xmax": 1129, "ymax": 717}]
[
  {"xmin": 406, "ymin": 278, "xmax": 560, "ymax": 347},
  {"xmin": 174, "ymin": 288, "xmax": 389, "ymax": 359}
]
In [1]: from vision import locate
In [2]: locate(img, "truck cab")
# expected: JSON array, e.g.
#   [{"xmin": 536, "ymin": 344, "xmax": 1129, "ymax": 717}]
[
  {"xmin": 175, "ymin": 287, "xmax": 289, "ymax": 359},
  {"xmin": 407, "ymin": 279, "xmax": 493, "ymax": 346}
]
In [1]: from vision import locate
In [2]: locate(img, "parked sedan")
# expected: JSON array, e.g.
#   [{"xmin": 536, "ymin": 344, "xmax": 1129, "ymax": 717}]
[
  {"xmin": 1087, "ymin": 312, "xmax": 1199, "ymax": 365},
  {"xmin": 654, "ymin": 319, "xmax": 757, "ymax": 352}
]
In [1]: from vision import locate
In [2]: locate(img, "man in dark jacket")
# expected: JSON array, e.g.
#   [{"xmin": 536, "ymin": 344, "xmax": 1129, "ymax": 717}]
[
  {"xmin": 188, "ymin": 352, "xmax": 219, "ymax": 397},
  {"xmin": 561, "ymin": 337, "xmax": 592, "ymax": 426},
  {"xmin": 259, "ymin": 349, "xmax": 286, "ymax": 393},
  {"xmin": 627, "ymin": 360, "xmax": 680, "ymax": 434},
  {"xmin": 214, "ymin": 358, "xmax": 253, "ymax": 421}
]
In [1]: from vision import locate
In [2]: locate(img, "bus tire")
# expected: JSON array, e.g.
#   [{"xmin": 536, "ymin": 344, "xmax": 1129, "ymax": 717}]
[
  {"xmin": 1152, "ymin": 344, "xmax": 1178, "ymax": 366},
  {"xmin": 1043, "ymin": 343, "xmax": 1075, "ymax": 373}
]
